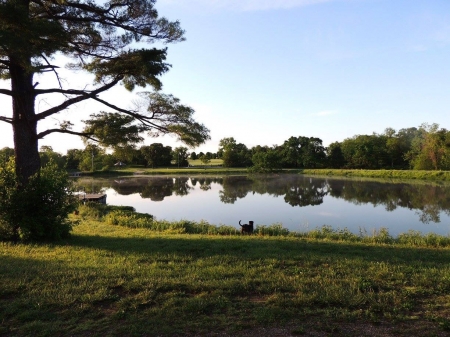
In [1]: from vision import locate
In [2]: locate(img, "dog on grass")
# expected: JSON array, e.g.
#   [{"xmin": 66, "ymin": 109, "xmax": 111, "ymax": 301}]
[{"xmin": 239, "ymin": 220, "xmax": 254, "ymax": 234}]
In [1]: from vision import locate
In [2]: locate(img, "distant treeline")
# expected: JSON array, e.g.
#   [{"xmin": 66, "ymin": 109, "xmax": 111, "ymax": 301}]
[
  {"xmin": 0, "ymin": 144, "xmax": 194, "ymax": 171},
  {"xmin": 0, "ymin": 123, "xmax": 448, "ymax": 171},
  {"xmin": 218, "ymin": 123, "xmax": 450, "ymax": 171}
]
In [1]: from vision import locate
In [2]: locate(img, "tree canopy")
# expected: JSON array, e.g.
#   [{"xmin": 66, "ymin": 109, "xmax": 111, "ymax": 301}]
[{"xmin": 0, "ymin": 0, "xmax": 209, "ymax": 183}]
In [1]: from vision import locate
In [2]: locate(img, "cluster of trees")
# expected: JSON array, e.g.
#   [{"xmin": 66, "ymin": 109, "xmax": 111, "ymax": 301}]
[
  {"xmin": 1, "ymin": 144, "xmax": 193, "ymax": 172},
  {"xmin": 329, "ymin": 124, "xmax": 450, "ymax": 170},
  {"xmin": 218, "ymin": 136, "xmax": 326, "ymax": 171},
  {"xmin": 2, "ymin": 122, "xmax": 448, "ymax": 172},
  {"xmin": 218, "ymin": 123, "xmax": 450, "ymax": 171}
]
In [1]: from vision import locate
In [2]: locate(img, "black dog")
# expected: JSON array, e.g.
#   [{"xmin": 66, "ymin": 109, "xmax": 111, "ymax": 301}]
[{"xmin": 239, "ymin": 220, "xmax": 254, "ymax": 234}]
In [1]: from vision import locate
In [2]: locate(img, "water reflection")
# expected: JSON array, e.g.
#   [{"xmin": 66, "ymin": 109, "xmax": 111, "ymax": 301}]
[
  {"xmin": 74, "ymin": 175, "xmax": 450, "ymax": 225},
  {"xmin": 327, "ymin": 179, "xmax": 450, "ymax": 224}
]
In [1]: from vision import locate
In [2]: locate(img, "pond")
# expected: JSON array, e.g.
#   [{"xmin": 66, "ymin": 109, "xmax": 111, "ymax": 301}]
[{"xmin": 74, "ymin": 174, "xmax": 450, "ymax": 236}]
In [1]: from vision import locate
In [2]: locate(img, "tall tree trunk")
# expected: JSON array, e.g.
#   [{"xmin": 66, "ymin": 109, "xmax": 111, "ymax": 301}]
[{"xmin": 10, "ymin": 59, "xmax": 40, "ymax": 185}]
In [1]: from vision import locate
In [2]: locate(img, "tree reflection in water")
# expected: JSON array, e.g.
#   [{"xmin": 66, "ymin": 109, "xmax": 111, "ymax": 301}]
[
  {"xmin": 327, "ymin": 179, "xmax": 450, "ymax": 224},
  {"xmin": 74, "ymin": 175, "xmax": 450, "ymax": 224}
]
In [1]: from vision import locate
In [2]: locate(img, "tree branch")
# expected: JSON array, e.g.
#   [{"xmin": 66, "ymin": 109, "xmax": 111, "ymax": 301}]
[
  {"xmin": 0, "ymin": 116, "xmax": 13, "ymax": 124},
  {"xmin": 36, "ymin": 128, "xmax": 97, "ymax": 141},
  {"xmin": 91, "ymin": 96, "xmax": 169, "ymax": 132},
  {"xmin": 36, "ymin": 55, "xmax": 65, "ymax": 92},
  {"xmin": 34, "ymin": 77, "xmax": 122, "ymax": 121},
  {"xmin": 0, "ymin": 89, "xmax": 13, "ymax": 96},
  {"xmin": 0, "ymin": 59, "xmax": 10, "ymax": 66}
]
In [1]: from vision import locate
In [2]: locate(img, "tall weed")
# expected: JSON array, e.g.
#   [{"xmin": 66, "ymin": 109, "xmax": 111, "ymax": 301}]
[{"xmin": 77, "ymin": 204, "xmax": 450, "ymax": 247}]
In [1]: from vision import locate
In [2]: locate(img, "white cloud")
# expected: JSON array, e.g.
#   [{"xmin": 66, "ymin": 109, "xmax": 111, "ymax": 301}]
[{"xmin": 159, "ymin": 0, "xmax": 336, "ymax": 12}]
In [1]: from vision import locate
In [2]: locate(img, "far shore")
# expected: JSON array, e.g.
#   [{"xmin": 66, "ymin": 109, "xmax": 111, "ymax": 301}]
[{"xmin": 70, "ymin": 167, "xmax": 450, "ymax": 182}]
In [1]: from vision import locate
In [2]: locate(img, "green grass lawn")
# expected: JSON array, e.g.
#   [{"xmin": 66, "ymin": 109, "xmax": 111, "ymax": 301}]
[
  {"xmin": 303, "ymin": 168, "xmax": 450, "ymax": 181},
  {"xmin": 88, "ymin": 166, "xmax": 450, "ymax": 183},
  {"xmin": 2, "ymin": 215, "xmax": 450, "ymax": 336},
  {"xmin": 99, "ymin": 159, "xmax": 252, "ymax": 176},
  {"xmin": 188, "ymin": 158, "xmax": 223, "ymax": 166}
]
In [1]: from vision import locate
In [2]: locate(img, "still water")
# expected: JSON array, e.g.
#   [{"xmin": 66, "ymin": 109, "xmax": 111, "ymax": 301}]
[{"xmin": 74, "ymin": 174, "xmax": 450, "ymax": 236}]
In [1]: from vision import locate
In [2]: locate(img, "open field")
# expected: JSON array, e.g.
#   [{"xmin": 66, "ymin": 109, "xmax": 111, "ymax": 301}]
[
  {"xmin": 187, "ymin": 159, "xmax": 223, "ymax": 167},
  {"xmin": 2, "ymin": 212, "xmax": 450, "ymax": 336}
]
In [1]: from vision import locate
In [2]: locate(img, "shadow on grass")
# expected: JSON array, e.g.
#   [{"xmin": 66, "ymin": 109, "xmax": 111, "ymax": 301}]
[
  {"xmin": 65, "ymin": 233, "xmax": 450, "ymax": 266},
  {"xmin": 3, "ymin": 233, "xmax": 450, "ymax": 336}
]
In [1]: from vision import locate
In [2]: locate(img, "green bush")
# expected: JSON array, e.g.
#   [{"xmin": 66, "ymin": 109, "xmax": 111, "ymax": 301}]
[
  {"xmin": 105, "ymin": 210, "xmax": 153, "ymax": 228},
  {"xmin": 0, "ymin": 159, "xmax": 77, "ymax": 241}
]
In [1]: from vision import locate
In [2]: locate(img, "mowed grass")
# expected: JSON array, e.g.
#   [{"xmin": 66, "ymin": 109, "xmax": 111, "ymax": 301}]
[
  {"xmin": 2, "ymin": 221, "xmax": 450, "ymax": 336},
  {"xmin": 188, "ymin": 158, "xmax": 223, "ymax": 166},
  {"xmin": 303, "ymin": 169, "xmax": 450, "ymax": 181},
  {"xmin": 104, "ymin": 159, "xmax": 249, "ymax": 176}
]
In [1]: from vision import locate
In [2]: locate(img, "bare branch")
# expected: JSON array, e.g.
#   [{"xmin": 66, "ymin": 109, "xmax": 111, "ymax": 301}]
[
  {"xmin": 39, "ymin": 55, "xmax": 63, "ymax": 89},
  {"xmin": 34, "ymin": 77, "xmax": 122, "ymax": 121},
  {"xmin": 37, "ymin": 128, "xmax": 97, "ymax": 141},
  {"xmin": 0, "ymin": 89, "xmax": 12, "ymax": 96},
  {"xmin": 35, "ymin": 88, "xmax": 92, "ymax": 96},
  {"xmin": 91, "ymin": 96, "xmax": 169, "ymax": 132},
  {"xmin": 0, "ymin": 116, "xmax": 13, "ymax": 124}
]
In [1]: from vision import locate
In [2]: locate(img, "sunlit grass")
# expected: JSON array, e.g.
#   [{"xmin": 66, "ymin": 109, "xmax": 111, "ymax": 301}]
[
  {"xmin": 101, "ymin": 166, "xmax": 247, "ymax": 175},
  {"xmin": 303, "ymin": 169, "xmax": 450, "ymax": 181},
  {"xmin": 2, "ymin": 212, "xmax": 450, "ymax": 336},
  {"xmin": 188, "ymin": 158, "xmax": 223, "ymax": 166}
]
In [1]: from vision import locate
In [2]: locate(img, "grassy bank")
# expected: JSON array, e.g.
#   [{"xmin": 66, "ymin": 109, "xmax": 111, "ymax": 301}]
[
  {"xmin": 302, "ymin": 169, "xmax": 450, "ymax": 181},
  {"xmin": 2, "ymin": 209, "xmax": 450, "ymax": 336},
  {"xmin": 83, "ymin": 167, "xmax": 450, "ymax": 182}
]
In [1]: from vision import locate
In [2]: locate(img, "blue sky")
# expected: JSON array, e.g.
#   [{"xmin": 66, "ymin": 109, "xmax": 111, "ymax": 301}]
[{"xmin": 1, "ymin": 0, "xmax": 450, "ymax": 154}]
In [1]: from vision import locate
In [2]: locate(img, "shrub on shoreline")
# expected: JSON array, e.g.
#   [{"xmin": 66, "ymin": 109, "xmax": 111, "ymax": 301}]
[
  {"xmin": 302, "ymin": 168, "xmax": 450, "ymax": 181},
  {"xmin": 0, "ymin": 160, "xmax": 77, "ymax": 242}
]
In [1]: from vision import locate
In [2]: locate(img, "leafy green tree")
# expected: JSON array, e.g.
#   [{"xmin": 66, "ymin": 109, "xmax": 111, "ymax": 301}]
[
  {"xmin": 281, "ymin": 136, "xmax": 326, "ymax": 168},
  {"xmin": 218, "ymin": 137, "xmax": 252, "ymax": 167},
  {"xmin": 406, "ymin": 123, "xmax": 450, "ymax": 170},
  {"xmin": 101, "ymin": 154, "xmax": 116, "ymax": 171},
  {"xmin": 39, "ymin": 146, "xmax": 65, "ymax": 169},
  {"xmin": 78, "ymin": 144, "xmax": 107, "ymax": 172},
  {"xmin": 340, "ymin": 134, "xmax": 389, "ymax": 169},
  {"xmin": 301, "ymin": 137, "xmax": 326, "ymax": 168},
  {"xmin": 0, "ymin": 147, "xmax": 14, "ymax": 165},
  {"xmin": 199, "ymin": 154, "xmax": 211, "ymax": 166},
  {"xmin": 326, "ymin": 142, "xmax": 346, "ymax": 168},
  {"xmin": 0, "ymin": 0, "xmax": 209, "ymax": 185},
  {"xmin": 281, "ymin": 137, "xmax": 302, "ymax": 168},
  {"xmin": 250, "ymin": 147, "xmax": 282, "ymax": 173},
  {"xmin": 110, "ymin": 146, "xmax": 138, "ymax": 165},
  {"xmin": 384, "ymin": 128, "xmax": 417, "ymax": 169},
  {"xmin": 141, "ymin": 143, "xmax": 172, "ymax": 168},
  {"xmin": 65, "ymin": 149, "xmax": 83, "ymax": 170},
  {"xmin": 172, "ymin": 147, "xmax": 189, "ymax": 167},
  {"xmin": 190, "ymin": 152, "xmax": 198, "ymax": 160},
  {"xmin": 217, "ymin": 148, "xmax": 224, "ymax": 159}
]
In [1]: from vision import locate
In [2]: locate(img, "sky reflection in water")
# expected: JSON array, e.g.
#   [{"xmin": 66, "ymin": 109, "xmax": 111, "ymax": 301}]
[{"xmin": 76, "ymin": 175, "xmax": 450, "ymax": 236}]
